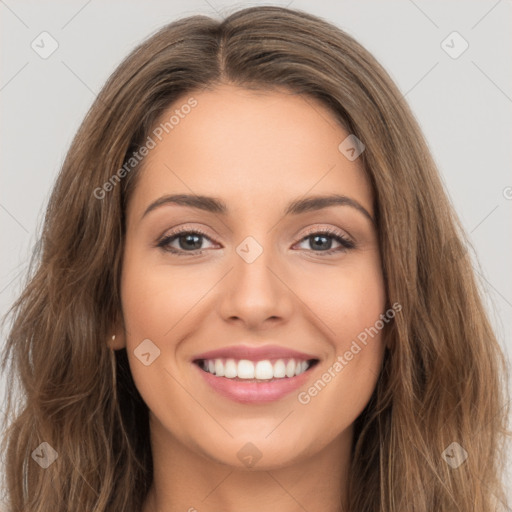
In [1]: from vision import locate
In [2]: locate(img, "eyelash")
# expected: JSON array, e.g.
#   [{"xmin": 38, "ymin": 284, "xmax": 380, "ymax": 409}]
[{"xmin": 156, "ymin": 226, "xmax": 355, "ymax": 257}]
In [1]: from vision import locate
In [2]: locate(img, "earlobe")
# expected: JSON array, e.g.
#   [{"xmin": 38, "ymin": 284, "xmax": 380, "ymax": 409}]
[
  {"xmin": 108, "ymin": 332, "xmax": 126, "ymax": 350},
  {"xmin": 108, "ymin": 311, "xmax": 127, "ymax": 350}
]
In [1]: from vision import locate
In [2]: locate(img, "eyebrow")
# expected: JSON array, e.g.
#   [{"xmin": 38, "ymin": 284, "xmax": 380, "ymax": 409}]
[{"xmin": 141, "ymin": 193, "xmax": 375, "ymax": 224}]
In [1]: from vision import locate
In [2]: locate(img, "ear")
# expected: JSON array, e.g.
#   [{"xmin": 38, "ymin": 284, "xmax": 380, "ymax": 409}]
[
  {"xmin": 108, "ymin": 332, "xmax": 126, "ymax": 350},
  {"xmin": 384, "ymin": 333, "xmax": 395, "ymax": 351},
  {"xmin": 107, "ymin": 315, "xmax": 127, "ymax": 350}
]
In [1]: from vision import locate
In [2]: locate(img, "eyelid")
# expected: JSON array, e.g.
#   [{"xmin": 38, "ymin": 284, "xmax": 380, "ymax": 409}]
[
  {"xmin": 162, "ymin": 224, "xmax": 211, "ymax": 237},
  {"xmin": 298, "ymin": 224, "xmax": 353, "ymax": 242},
  {"xmin": 154, "ymin": 224, "xmax": 219, "ymax": 255},
  {"xmin": 156, "ymin": 222, "xmax": 356, "ymax": 257},
  {"xmin": 156, "ymin": 224, "xmax": 217, "ymax": 246},
  {"xmin": 157, "ymin": 223, "xmax": 353, "ymax": 244},
  {"xmin": 294, "ymin": 225, "xmax": 355, "ymax": 253}
]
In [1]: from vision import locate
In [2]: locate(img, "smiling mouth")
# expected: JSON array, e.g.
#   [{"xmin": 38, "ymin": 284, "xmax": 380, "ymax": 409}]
[{"xmin": 193, "ymin": 357, "xmax": 320, "ymax": 382}]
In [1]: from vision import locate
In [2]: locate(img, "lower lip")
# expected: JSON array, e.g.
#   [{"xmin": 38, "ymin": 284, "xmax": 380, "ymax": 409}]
[{"xmin": 194, "ymin": 363, "xmax": 317, "ymax": 404}]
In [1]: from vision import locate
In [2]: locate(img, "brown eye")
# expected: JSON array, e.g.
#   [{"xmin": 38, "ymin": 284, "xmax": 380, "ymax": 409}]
[
  {"xmin": 295, "ymin": 229, "xmax": 355, "ymax": 255},
  {"xmin": 157, "ymin": 229, "xmax": 215, "ymax": 255}
]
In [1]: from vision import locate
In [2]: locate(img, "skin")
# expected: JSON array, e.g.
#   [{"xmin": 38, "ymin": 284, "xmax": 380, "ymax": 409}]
[{"xmin": 111, "ymin": 83, "xmax": 387, "ymax": 512}]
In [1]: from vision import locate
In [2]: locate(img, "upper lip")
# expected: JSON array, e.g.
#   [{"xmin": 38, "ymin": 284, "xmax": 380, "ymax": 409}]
[{"xmin": 192, "ymin": 344, "xmax": 320, "ymax": 362}]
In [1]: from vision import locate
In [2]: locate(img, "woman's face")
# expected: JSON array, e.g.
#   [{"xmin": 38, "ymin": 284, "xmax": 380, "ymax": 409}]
[{"xmin": 120, "ymin": 84, "xmax": 386, "ymax": 469}]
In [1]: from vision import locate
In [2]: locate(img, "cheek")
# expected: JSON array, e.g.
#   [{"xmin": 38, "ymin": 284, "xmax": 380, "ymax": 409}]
[
  {"xmin": 120, "ymin": 247, "xmax": 222, "ymax": 403},
  {"xmin": 292, "ymin": 253, "xmax": 386, "ymax": 411},
  {"xmin": 119, "ymin": 249, "xmax": 196, "ymax": 419},
  {"xmin": 120, "ymin": 249, "xmax": 208, "ymax": 340},
  {"xmin": 297, "ymin": 253, "xmax": 386, "ymax": 344}
]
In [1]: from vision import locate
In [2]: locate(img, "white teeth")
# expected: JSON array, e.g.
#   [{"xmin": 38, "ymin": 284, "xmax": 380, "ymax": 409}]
[
  {"xmin": 273, "ymin": 359, "xmax": 286, "ymax": 378},
  {"xmin": 285, "ymin": 359, "xmax": 295, "ymax": 378},
  {"xmin": 214, "ymin": 359, "xmax": 224, "ymax": 377},
  {"xmin": 255, "ymin": 360, "xmax": 273, "ymax": 380},
  {"xmin": 224, "ymin": 358, "xmax": 237, "ymax": 378},
  {"xmin": 237, "ymin": 359, "xmax": 254, "ymax": 379},
  {"xmin": 200, "ymin": 357, "xmax": 313, "ymax": 379}
]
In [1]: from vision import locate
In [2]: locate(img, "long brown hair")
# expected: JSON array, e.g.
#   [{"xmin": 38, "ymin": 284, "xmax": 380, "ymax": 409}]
[{"xmin": 1, "ymin": 6, "xmax": 510, "ymax": 511}]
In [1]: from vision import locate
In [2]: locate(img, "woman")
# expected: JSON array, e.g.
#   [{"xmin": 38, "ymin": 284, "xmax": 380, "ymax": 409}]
[{"xmin": 1, "ymin": 6, "xmax": 510, "ymax": 511}]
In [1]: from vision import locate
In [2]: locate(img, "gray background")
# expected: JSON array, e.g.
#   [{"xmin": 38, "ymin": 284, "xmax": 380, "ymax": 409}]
[{"xmin": 1, "ymin": 0, "xmax": 511, "ymax": 505}]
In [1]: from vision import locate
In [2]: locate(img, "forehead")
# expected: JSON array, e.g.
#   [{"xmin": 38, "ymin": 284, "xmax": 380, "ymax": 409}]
[{"xmin": 128, "ymin": 84, "xmax": 373, "ymax": 219}]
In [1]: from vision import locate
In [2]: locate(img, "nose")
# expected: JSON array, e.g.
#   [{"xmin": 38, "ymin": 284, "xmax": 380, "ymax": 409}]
[{"xmin": 218, "ymin": 239, "xmax": 294, "ymax": 329}]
